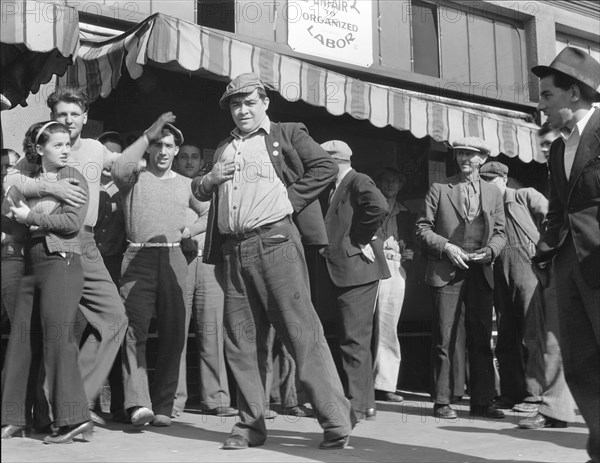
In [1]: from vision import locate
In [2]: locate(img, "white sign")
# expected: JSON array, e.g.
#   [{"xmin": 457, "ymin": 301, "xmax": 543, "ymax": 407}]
[{"xmin": 287, "ymin": 0, "xmax": 373, "ymax": 67}]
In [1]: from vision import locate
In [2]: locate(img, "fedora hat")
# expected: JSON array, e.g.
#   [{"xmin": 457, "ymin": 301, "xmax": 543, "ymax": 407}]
[{"xmin": 532, "ymin": 47, "xmax": 600, "ymax": 101}]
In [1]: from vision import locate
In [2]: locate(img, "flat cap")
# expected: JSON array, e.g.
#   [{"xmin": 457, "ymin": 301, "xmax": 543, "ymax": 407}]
[
  {"xmin": 452, "ymin": 136, "xmax": 491, "ymax": 156},
  {"xmin": 219, "ymin": 73, "xmax": 266, "ymax": 109},
  {"xmin": 480, "ymin": 161, "xmax": 509, "ymax": 179},
  {"xmin": 163, "ymin": 123, "xmax": 184, "ymax": 146},
  {"xmin": 320, "ymin": 140, "xmax": 352, "ymax": 161}
]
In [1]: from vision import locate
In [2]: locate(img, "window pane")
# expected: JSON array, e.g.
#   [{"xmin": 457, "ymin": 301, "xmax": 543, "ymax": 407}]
[
  {"xmin": 412, "ymin": 1, "xmax": 440, "ymax": 77},
  {"xmin": 196, "ymin": 0, "xmax": 235, "ymax": 33}
]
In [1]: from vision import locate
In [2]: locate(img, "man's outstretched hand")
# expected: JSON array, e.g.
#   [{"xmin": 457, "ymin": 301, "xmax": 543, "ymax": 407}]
[{"xmin": 145, "ymin": 112, "xmax": 177, "ymax": 142}]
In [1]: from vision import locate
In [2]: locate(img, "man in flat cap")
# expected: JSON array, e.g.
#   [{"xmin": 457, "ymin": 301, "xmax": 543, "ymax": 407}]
[
  {"xmin": 415, "ymin": 136, "xmax": 506, "ymax": 420},
  {"xmin": 317, "ymin": 140, "xmax": 390, "ymax": 421},
  {"xmin": 192, "ymin": 73, "xmax": 354, "ymax": 450},
  {"xmin": 532, "ymin": 47, "xmax": 600, "ymax": 462},
  {"xmin": 113, "ymin": 122, "xmax": 206, "ymax": 427},
  {"xmin": 480, "ymin": 162, "xmax": 576, "ymax": 430}
]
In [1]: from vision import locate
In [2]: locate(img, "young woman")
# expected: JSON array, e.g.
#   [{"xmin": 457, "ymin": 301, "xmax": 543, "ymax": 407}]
[{"xmin": 1, "ymin": 121, "xmax": 92, "ymax": 443}]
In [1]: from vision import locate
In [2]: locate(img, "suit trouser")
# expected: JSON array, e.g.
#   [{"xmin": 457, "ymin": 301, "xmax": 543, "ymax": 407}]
[
  {"xmin": 373, "ymin": 256, "xmax": 406, "ymax": 393},
  {"xmin": 77, "ymin": 231, "xmax": 128, "ymax": 404},
  {"xmin": 1, "ymin": 242, "xmax": 89, "ymax": 427},
  {"xmin": 526, "ymin": 267, "xmax": 575, "ymax": 422},
  {"xmin": 120, "ymin": 246, "xmax": 187, "ymax": 416},
  {"xmin": 174, "ymin": 256, "xmax": 231, "ymax": 412},
  {"xmin": 221, "ymin": 217, "xmax": 352, "ymax": 445},
  {"xmin": 494, "ymin": 247, "xmax": 540, "ymax": 403},
  {"xmin": 431, "ymin": 264, "xmax": 495, "ymax": 406},
  {"xmin": 554, "ymin": 237, "xmax": 600, "ymax": 462}
]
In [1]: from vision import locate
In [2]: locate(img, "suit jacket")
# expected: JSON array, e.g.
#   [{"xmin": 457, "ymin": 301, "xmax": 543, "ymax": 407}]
[
  {"xmin": 321, "ymin": 169, "xmax": 391, "ymax": 288},
  {"xmin": 536, "ymin": 107, "xmax": 600, "ymax": 288},
  {"xmin": 194, "ymin": 122, "xmax": 337, "ymax": 264},
  {"xmin": 415, "ymin": 175, "xmax": 506, "ymax": 288}
]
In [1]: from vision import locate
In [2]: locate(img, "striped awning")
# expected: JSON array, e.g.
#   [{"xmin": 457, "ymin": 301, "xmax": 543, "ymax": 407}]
[
  {"xmin": 1, "ymin": 1, "xmax": 80, "ymax": 109},
  {"xmin": 60, "ymin": 13, "xmax": 544, "ymax": 163}
]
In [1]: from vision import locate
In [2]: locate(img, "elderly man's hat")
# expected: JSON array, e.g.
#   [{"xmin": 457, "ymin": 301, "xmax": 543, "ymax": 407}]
[
  {"xmin": 219, "ymin": 73, "xmax": 266, "ymax": 109},
  {"xmin": 452, "ymin": 136, "xmax": 491, "ymax": 156},
  {"xmin": 480, "ymin": 161, "xmax": 509, "ymax": 180},
  {"xmin": 320, "ymin": 140, "xmax": 352, "ymax": 161},
  {"xmin": 532, "ymin": 47, "xmax": 600, "ymax": 102}
]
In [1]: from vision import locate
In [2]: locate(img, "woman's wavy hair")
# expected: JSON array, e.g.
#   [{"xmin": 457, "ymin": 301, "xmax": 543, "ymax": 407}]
[{"xmin": 22, "ymin": 121, "xmax": 70, "ymax": 165}]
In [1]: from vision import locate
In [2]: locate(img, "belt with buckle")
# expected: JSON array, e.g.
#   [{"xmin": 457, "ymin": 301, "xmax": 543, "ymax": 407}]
[
  {"xmin": 384, "ymin": 250, "xmax": 402, "ymax": 262},
  {"xmin": 1, "ymin": 242, "xmax": 24, "ymax": 258},
  {"xmin": 225, "ymin": 216, "xmax": 289, "ymax": 241},
  {"xmin": 129, "ymin": 242, "xmax": 180, "ymax": 248}
]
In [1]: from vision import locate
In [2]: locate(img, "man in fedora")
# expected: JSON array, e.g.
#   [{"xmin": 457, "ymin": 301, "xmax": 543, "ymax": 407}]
[
  {"xmin": 318, "ymin": 140, "xmax": 390, "ymax": 420},
  {"xmin": 113, "ymin": 122, "xmax": 205, "ymax": 427},
  {"xmin": 191, "ymin": 73, "xmax": 355, "ymax": 450},
  {"xmin": 532, "ymin": 47, "xmax": 600, "ymax": 463},
  {"xmin": 415, "ymin": 137, "xmax": 506, "ymax": 420}
]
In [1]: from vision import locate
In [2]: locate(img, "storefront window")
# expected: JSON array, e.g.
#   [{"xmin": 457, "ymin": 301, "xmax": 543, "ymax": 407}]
[
  {"xmin": 196, "ymin": 0, "xmax": 235, "ymax": 32},
  {"xmin": 411, "ymin": 0, "xmax": 441, "ymax": 78}
]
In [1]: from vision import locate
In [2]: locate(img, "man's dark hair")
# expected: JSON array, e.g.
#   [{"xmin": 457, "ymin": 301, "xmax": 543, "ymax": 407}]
[
  {"xmin": 549, "ymin": 71, "xmax": 597, "ymax": 103},
  {"xmin": 47, "ymin": 88, "xmax": 89, "ymax": 113}
]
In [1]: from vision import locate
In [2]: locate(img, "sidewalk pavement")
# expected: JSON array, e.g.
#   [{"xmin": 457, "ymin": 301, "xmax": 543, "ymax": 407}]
[{"xmin": 1, "ymin": 392, "xmax": 589, "ymax": 463}]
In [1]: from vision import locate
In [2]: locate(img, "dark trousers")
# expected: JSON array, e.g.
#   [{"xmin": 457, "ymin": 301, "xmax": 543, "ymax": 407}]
[
  {"xmin": 334, "ymin": 281, "xmax": 379, "ymax": 415},
  {"xmin": 221, "ymin": 217, "xmax": 352, "ymax": 445},
  {"xmin": 77, "ymin": 231, "xmax": 128, "ymax": 405},
  {"xmin": 120, "ymin": 246, "xmax": 187, "ymax": 416},
  {"xmin": 494, "ymin": 247, "xmax": 541, "ymax": 403},
  {"xmin": 554, "ymin": 237, "xmax": 600, "ymax": 463},
  {"xmin": 431, "ymin": 264, "xmax": 495, "ymax": 406},
  {"xmin": 1, "ymin": 242, "xmax": 89, "ymax": 427},
  {"xmin": 1, "ymin": 254, "xmax": 24, "ymax": 325}
]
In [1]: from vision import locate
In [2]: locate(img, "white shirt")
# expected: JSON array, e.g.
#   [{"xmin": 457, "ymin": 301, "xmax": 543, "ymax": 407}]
[{"xmin": 563, "ymin": 107, "xmax": 595, "ymax": 179}]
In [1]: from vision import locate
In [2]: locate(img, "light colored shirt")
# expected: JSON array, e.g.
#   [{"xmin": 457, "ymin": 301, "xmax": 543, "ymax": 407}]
[
  {"xmin": 459, "ymin": 179, "xmax": 481, "ymax": 222},
  {"xmin": 117, "ymin": 170, "xmax": 204, "ymax": 243},
  {"xmin": 216, "ymin": 116, "xmax": 293, "ymax": 234},
  {"xmin": 563, "ymin": 107, "xmax": 595, "ymax": 179}
]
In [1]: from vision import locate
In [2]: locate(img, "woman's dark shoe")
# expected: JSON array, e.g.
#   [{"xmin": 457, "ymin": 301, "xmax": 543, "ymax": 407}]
[
  {"xmin": 1, "ymin": 425, "xmax": 28, "ymax": 439},
  {"xmin": 43, "ymin": 421, "xmax": 93, "ymax": 444}
]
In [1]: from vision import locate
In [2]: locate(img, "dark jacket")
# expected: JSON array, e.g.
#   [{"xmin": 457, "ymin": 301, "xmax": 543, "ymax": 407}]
[
  {"xmin": 321, "ymin": 169, "xmax": 391, "ymax": 288},
  {"xmin": 415, "ymin": 175, "xmax": 506, "ymax": 288},
  {"xmin": 535, "ymin": 107, "xmax": 600, "ymax": 288},
  {"xmin": 194, "ymin": 122, "xmax": 337, "ymax": 264}
]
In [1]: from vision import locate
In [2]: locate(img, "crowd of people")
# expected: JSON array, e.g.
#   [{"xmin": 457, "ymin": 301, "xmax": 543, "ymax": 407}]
[{"xmin": 0, "ymin": 47, "xmax": 598, "ymax": 462}]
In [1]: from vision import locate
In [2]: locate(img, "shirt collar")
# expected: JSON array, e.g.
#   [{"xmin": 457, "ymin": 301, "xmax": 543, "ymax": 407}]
[
  {"xmin": 562, "ymin": 107, "xmax": 595, "ymax": 140},
  {"xmin": 231, "ymin": 116, "xmax": 271, "ymax": 140}
]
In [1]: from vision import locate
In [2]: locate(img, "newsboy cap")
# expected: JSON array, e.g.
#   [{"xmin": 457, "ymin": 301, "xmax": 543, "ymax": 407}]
[
  {"xmin": 480, "ymin": 161, "xmax": 509, "ymax": 179},
  {"xmin": 532, "ymin": 47, "xmax": 600, "ymax": 102},
  {"xmin": 219, "ymin": 73, "xmax": 266, "ymax": 109},
  {"xmin": 163, "ymin": 123, "xmax": 184, "ymax": 146},
  {"xmin": 452, "ymin": 136, "xmax": 491, "ymax": 156},
  {"xmin": 320, "ymin": 140, "xmax": 352, "ymax": 161}
]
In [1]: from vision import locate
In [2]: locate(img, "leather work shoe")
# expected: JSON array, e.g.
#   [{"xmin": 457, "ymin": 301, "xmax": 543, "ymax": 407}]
[
  {"xmin": 493, "ymin": 396, "xmax": 516, "ymax": 409},
  {"xmin": 319, "ymin": 435, "xmax": 349, "ymax": 450},
  {"xmin": 203, "ymin": 406, "xmax": 238, "ymax": 417},
  {"xmin": 89, "ymin": 411, "xmax": 106, "ymax": 426},
  {"xmin": 130, "ymin": 406, "xmax": 154, "ymax": 426},
  {"xmin": 518, "ymin": 413, "xmax": 568, "ymax": 429},
  {"xmin": 151, "ymin": 414, "xmax": 172, "ymax": 427},
  {"xmin": 43, "ymin": 420, "xmax": 94, "ymax": 444},
  {"xmin": 365, "ymin": 407, "xmax": 376, "ymax": 421},
  {"xmin": 375, "ymin": 390, "xmax": 404, "ymax": 402},
  {"xmin": 283, "ymin": 404, "xmax": 315, "ymax": 417},
  {"xmin": 470, "ymin": 405, "xmax": 505, "ymax": 419},
  {"xmin": 433, "ymin": 404, "xmax": 458, "ymax": 419},
  {"xmin": 1, "ymin": 425, "xmax": 29, "ymax": 439},
  {"xmin": 222, "ymin": 435, "xmax": 261, "ymax": 450}
]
